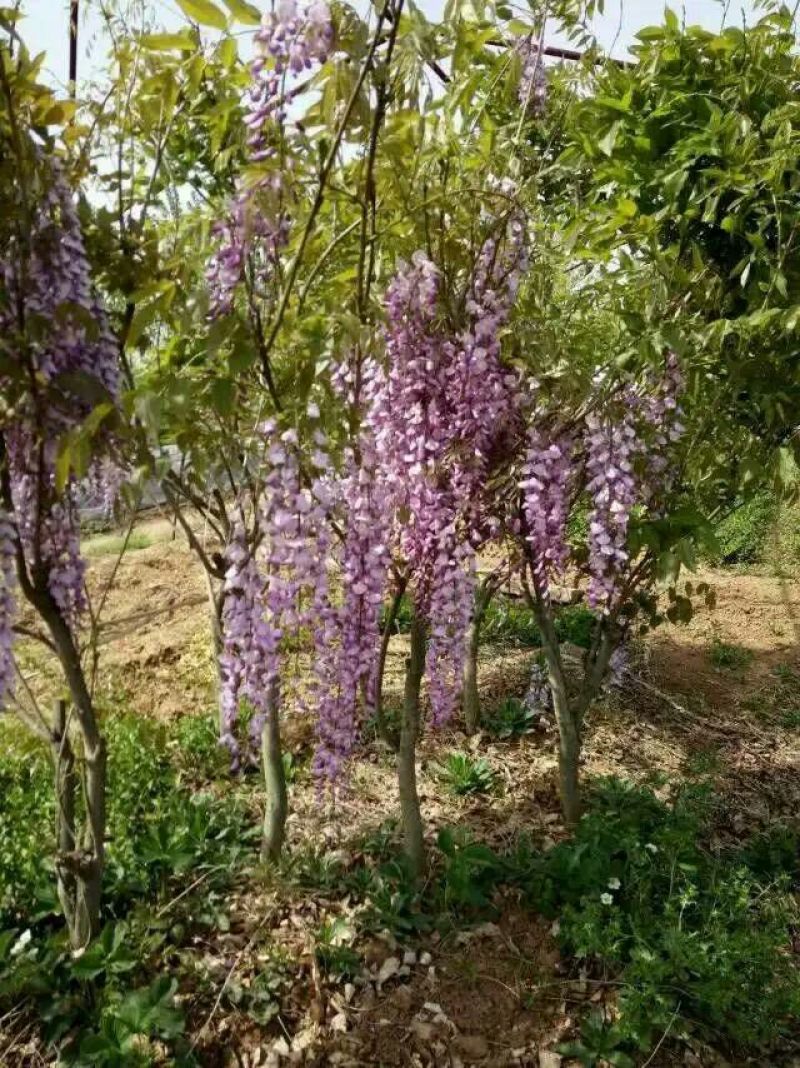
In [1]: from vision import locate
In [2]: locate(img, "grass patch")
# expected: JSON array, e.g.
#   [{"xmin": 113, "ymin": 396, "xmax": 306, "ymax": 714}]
[
  {"xmin": 0, "ymin": 709, "xmax": 256, "ymax": 1065},
  {"xmin": 83, "ymin": 530, "xmax": 153, "ymax": 557},
  {"xmin": 4, "ymin": 702, "xmax": 796, "ymax": 1068},
  {"xmin": 711, "ymin": 492, "xmax": 775, "ymax": 566}
]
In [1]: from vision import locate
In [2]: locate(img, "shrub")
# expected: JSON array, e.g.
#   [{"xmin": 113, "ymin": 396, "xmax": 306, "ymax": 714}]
[
  {"xmin": 711, "ymin": 492, "xmax": 775, "ymax": 566},
  {"xmin": 554, "ymin": 604, "xmax": 595, "ymax": 649}
]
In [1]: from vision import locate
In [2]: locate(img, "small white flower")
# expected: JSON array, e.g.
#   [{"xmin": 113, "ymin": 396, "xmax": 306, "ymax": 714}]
[
  {"xmin": 600, "ymin": 892, "xmax": 614, "ymax": 906},
  {"xmin": 10, "ymin": 929, "xmax": 32, "ymax": 957},
  {"xmin": 645, "ymin": 843, "xmax": 658, "ymax": 854},
  {"xmin": 608, "ymin": 877, "xmax": 621, "ymax": 890}
]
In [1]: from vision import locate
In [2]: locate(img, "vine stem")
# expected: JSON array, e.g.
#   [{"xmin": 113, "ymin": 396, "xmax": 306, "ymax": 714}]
[{"xmin": 257, "ymin": 0, "xmax": 394, "ymax": 370}]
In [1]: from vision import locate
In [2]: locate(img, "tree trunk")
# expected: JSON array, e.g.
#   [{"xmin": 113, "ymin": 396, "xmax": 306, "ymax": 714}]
[
  {"xmin": 463, "ymin": 579, "xmax": 493, "ymax": 734},
  {"xmin": 204, "ymin": 571, "xmax": 227, "ymax": 736},
  {"xmin": 41, "ymin": 607, "xmax": 106, "ymax": 949},
  {"xmin": 2, "ymin": 450, "xmax": 105, "ymax": 948},
  {"xmin": 548, "ymin": 667, "xmax": 581, "ymax": 827},
  {"xmin": 261, "ymin": 682, "xmax": 287, "ymax": 863},
  {"xmin": 52, "ymin": 699, "xmax": 77, "ymax": 924},
  {"xmin": 373, "ymin": 579, "xmax": 406, "ymax": 751},
  {"xmin": 75, "ymin": 733, "xmax": 107, "ymax": 949},
  {"xmin": 527, "ymin": 582, "xmax": 582, "ymax": 827},
  {"xmin": 398, "ymin": 615, "xmax": 426, "ymax": 878}
]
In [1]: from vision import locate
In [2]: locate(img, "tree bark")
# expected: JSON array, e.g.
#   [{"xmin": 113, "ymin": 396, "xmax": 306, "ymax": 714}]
[
  {"xmin": 463, "ymin": 578, "xmax": 494, "ymax": 734},
  {"xmin": 398, "ymin": 615, "xmax": 426, "ymax": 877},
  {"xmin": 261, "ymin": 681, "xmax": 287, "ymax": 863}
]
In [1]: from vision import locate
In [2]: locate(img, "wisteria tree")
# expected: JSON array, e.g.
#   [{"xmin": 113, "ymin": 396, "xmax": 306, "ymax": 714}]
[
  {"xmin": 0, "ymin": 43, "xmax": 123, "ymax": 947},
  {"xmin": 125, "ymin": 0, "xmax": 562, "ymax": 867},
  {"xmin": 515, "ymin": 357, "xmax": 687, "ymax": 824}
]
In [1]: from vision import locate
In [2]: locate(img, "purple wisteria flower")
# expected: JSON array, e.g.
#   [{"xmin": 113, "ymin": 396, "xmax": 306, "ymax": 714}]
[
  {"xmin": 1, "ymin": 168, "xmax": 121, "ymax": 632},
  {"xmin": 517, "ymin": 36, "xmax": 547, "ymax": 117},
  {"xmin": 206, "ymin": 0, "xmax": 333, "ymax": 317},
  {"xmin": 521, "ymin": 426, "xmax": 574, "ymax": 599}
]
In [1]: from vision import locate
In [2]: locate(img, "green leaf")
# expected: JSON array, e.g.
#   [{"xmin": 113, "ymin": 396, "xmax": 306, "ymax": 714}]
[
  {"xmin": 175, "ymin": 0, "xmax": 227, "ymax": 30},
  {"xmin": 598, "ymin": 121, "xmax": 621, "ymax": 157},
  {"xmin": 140, "ymin": 31, "xmax": 198, "ymax": 51},
  {"xmin": 210, "ymin": 377, "xmax": 235, "ymax": 417},
  {"xmin": 55, "ymin": 435, "xmax": 74, "ymax": 495},
  {"xmin": 43, "ymin": 100, "xmax": 77, "ymax": 125},
  {"xmin": 221, "ymin": 0, "xmax": 261, "ymax": 23}
]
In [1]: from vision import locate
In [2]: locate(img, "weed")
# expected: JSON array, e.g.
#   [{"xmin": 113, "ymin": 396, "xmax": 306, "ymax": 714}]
[
  {"xmin": 437, "ymin": 827, "xmax": 504, "ymax": 913},
  {"xmin": 559, "ymin": 1009, "xmax": 635, "ymax": 1067},
  {"xmin": 554, "ymin": 604, "xmax": 595, "ymax": 649},
  {"xmin": 482, "ymin": 596, "xmax": 542, "ymax": 646},
  {"xmin": 708, "ymin": 639, "xmax": 753, "ymax": 672},
  {"xmin": 684, "ymin": 747, "xmax": 721, "ymax": 777},
  {"xmin": 433, "ymin": 752, "xmax": 496, "ymax": 796},
  {"xmin": 487, "ymin": 697, "xmax": 537, "ymax": 739},
  {"xmin": 172, "ymin": 712, "xmax": 227, "ymax": 781},
  {"xmin": 378, "ymin": 592, "xmax": 414, "ymax": 633},
  {"xmin": 780, "ymin": 708, "xmax": 800, "ymax": 729},
  {"xmin": 771, "ymin": 662, "xmax": 798, "ymax": 683},
  {"xmin": 314, "ymin": 917, "xmax": 360, "ymax": 979}
]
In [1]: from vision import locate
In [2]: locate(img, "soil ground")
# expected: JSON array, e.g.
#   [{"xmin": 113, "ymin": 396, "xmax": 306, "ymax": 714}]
[{"xmin": 9, "ymin": 511, "xmax": 800, "ymax": 1067}]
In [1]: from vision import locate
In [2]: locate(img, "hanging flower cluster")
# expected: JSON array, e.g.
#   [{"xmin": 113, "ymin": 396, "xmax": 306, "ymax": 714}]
[
  {"xmin": 313, "ymin": 442, "xmax": 390, "ymax": 780},
  {"xmin": 252, "ymin": 0, "xmax": 333, "ymax": 127},
  {"xmin": 0, "ymin": 511, "xmax": 16, "ymax": 709},
  {"xmin": 518, "ymin": 356, "xmax": 685, "ymax": 616},
  {"xmin": 425, "ymin": 540, "xmax": 476, "ymax": 725},
  {"xmin": 521, "ymin": 426, "xmax": 574, "ymax": 598},
  {"xmin": 219, "ymin": 527, "xmax": 278, "ymax": 769},
  {"xmin": 219, "ymin": 422, "xmax": 333, "ymax": 768},
  {"xmin": 516, "ymin": 36, "xmax": 547, "ymax": 117},
  {"xmin": 364, "ymin": 251, "xmax": 450, "ymax": 582},
  {"xmin": 1, "ymin": 169, "xmax": 120, "ymax": 633},
  {"xmin": 584, "ymin": 406, "xmax": 640, "ymax": 612},
  {"xmin": 640, "ymin": 352, "xmax": 685, "ymax": 503},
  {"xmin": 452, "ymin": 216, "xmax": 527, "ymax": 515},
  {"xmin": 207, "ymin": 0, "xmax": 333, "ymax": 317},
  {"xmin": 362, "ymin": 218, "xmax": 527, "ymax": 725}
]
